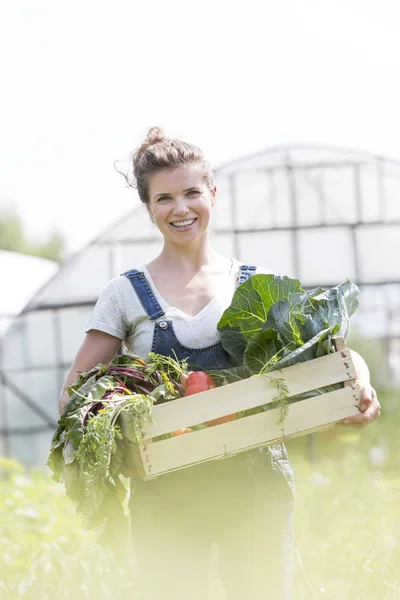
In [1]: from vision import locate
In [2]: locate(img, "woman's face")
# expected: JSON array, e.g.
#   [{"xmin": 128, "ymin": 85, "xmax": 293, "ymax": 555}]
[{"xmin": 147, "ymin": 165, "xmax": 216, "ymax": 245}]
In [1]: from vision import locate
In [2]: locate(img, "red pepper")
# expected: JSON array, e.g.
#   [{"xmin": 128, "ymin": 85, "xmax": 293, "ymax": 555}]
[
  {"xmin": 171, "ymin": 427, "xmax": 193, "ymax": 436},
  {"xmin": 204, "ymin": 413, "xmax": 237, "ymax": 427},
  {"xmin": 184, "ymin": 372, "xmax": 217, "ymax": 396},
  {"xmin": 183, "ymin": 372, "xmax": 236, "ymax": 427}
]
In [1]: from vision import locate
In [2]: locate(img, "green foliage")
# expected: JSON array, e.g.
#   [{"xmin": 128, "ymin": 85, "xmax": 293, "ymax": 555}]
[
  {"xmin": 0, "ymin": 209, "xmax": 26, "ymax": 252},
  {"xmin": 33, "ymin": 230, "xmax": 65, "ymax": 262},
  {"xmin": 0, "ymin": 457, "xmax": 135, "ymax": 600},
  {"xmin": 289, "ymin": 386, "xmax": 400, "ymax": 599},
  {"xmin": 217, "ymin": 274, "xmax": 360, "ymax": 370},
  {"xmin": 211, "ymin": 276, "xmax": 360, "ymax": 426},
  {"xmin": 217, "ymin": 274, "xmax": 302, "ymax": 365},
  {"xmin": 48, "ymin": 353, "xmax": 186, "ymax": 546},
  {"xmin": 0, "ymin": 206, "xmax": 66, "ymax": 262}
]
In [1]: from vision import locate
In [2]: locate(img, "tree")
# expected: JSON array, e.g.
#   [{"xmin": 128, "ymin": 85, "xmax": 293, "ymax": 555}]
[
  {"xmin": 0, "ymin": 210, "xmax": 27, "ymax": 254},
  {"xmin": 0, "ymin": 207, "xmax": 66, "ymax": 262}
]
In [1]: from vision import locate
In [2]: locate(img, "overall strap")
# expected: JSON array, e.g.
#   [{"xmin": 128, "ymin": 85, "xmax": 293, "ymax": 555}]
[
  {"xmin": 237, "ymin": 264, "xmax": 257, "ymax": 287},
  {"xmin": 122, "ymin": 269, "xmax": 165, "ymax": 320}
]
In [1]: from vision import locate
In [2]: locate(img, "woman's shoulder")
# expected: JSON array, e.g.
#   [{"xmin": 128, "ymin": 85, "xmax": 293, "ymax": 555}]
[{"xmin": 99, "ymin": 270, "xmax": 146, "ymax": 302}]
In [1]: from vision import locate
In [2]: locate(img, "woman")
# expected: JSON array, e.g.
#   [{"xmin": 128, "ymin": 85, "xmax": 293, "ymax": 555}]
[{"xmin": 58, "ymin": 127, "xmax": 380, "ymax": 599}]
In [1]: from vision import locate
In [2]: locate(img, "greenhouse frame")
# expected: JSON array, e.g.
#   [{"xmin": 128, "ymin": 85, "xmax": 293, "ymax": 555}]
[{"xmin": 1, "ymin": 144, "xmax": 400, "ymax": 465}]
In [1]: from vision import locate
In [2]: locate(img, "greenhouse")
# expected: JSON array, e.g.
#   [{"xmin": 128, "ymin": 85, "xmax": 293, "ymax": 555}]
[{"xmin": 1, "ymin": 144, "xmax": 400, "ymax": 466}]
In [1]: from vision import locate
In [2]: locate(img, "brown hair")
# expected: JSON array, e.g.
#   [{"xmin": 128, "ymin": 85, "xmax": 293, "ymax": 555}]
[{"xmin": 127, "ymin": 126, "xmax": 215, "ymax": 205}]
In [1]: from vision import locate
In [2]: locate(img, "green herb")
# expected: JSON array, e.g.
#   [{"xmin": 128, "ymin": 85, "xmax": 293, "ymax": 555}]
[{"xmin": 47, "ymin": 352, "xmax": 187, "ymax": 547}]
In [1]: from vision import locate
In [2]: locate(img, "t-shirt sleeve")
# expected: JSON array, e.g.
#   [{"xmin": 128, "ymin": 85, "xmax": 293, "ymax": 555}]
[{"xmin": 85, "ymin": 280, "xmax": 126, "ymax": 340}]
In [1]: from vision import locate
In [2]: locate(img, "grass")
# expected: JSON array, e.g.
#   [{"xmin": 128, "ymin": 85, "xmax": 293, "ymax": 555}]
[{"xmin": 1, "ymin": 387, "xmax": 399, "ymax": 600}]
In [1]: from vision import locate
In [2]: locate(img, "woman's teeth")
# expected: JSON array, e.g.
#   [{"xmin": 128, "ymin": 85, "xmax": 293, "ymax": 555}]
[{"xmin": 171, "ymin": 219, "xmax": 196, "ymax": 228}]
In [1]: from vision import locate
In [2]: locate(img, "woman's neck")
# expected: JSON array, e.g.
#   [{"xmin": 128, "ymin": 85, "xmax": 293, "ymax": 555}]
[{"xmin": 150, "ymin": 239, "xmax": 222, "ymax": 274}]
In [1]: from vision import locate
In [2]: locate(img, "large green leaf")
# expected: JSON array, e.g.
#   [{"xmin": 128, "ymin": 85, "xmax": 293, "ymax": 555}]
[
  {"xmin": 243, "ymin": 328, "xmax": 283, "ymax": 373},
  {"xmin": 215, "ymin": 275, "xmax": 360, "ymax": 381},
  {"xmin": 217, "ymin": 274, "xmax": 302, "ymax": 365},
  {"xmin": 308, "ymin": 280, "xmax": 359, "ymax": 340},
  {"xmin": 270, "ymin": 327, "xmax": 333, "ymax": 370}
]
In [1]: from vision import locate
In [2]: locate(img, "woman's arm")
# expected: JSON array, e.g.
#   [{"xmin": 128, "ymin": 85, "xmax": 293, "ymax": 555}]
[
  {"xmin": 58, "ymin": 330, "xmax": 122, "ymax": 415},
  {"xmin": 340, "ymin": 350, "xmax": 381, "ymax": 427}
]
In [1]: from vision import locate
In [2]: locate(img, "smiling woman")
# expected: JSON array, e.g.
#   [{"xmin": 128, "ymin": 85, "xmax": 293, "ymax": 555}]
[{"xmin": 57, "ymin": 126, "xmax": 379, "ymax": 600}]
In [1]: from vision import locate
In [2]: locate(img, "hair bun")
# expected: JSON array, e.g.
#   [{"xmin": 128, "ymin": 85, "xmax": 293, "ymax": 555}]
[
  {"xmin": 133, "ymin": 126, "xmax": 168, "ymax": 167},
  {"xmin": 123, "ymin": 126, "xmax": 213, "ymax": 204}
]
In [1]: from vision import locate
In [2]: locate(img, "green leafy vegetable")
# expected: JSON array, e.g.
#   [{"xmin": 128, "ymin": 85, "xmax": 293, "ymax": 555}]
[
  {"xmin": 47, "ymin": 353, "xmax": 187, "ymax": 547},
  {"xmin": 210, "ymin": 274, "xmax": 360, "ymax": 423}
]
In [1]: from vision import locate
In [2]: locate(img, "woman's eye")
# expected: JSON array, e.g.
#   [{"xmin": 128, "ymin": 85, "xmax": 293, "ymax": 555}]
[
  {"xmin": 187, "ymin": 189, "xmax": 200, "ymax": 196},
  {"xmin": 158, "ymin": 196, "xmax": 170, "ymax": 202}
]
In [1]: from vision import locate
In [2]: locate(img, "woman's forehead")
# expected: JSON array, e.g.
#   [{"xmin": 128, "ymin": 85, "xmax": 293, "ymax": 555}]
[{"xmin": 149, "ymin": 165, "xmax": 204, "ymax": 195}]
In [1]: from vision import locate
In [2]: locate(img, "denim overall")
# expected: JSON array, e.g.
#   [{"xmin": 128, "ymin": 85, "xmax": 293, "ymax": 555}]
[{"xmin": 123, "ymin": 265, "xmax": 294, "ymax": 600}]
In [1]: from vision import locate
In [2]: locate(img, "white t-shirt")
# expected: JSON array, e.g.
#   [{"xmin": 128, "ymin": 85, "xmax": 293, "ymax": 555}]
[{"xmin": 85, "ymin": 258, "xmax": 272, "ymax": 358}]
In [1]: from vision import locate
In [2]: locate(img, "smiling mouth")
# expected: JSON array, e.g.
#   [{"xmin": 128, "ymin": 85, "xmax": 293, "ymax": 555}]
[{"xmin": 170, "ymin": 218, "xmax": 197, "ymax": 228}]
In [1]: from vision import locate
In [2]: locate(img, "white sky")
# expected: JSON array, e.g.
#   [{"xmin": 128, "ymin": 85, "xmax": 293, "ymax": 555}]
[{"xmin": 1, "ymin": 0, "xmax": 400, "ymax": 255}]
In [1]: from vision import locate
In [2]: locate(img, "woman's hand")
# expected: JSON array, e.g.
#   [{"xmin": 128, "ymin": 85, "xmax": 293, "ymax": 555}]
[
  {"xmin": 339, "ymin": 383, "xmax": 381, "ymax": 427},
  {"xmin": 338, "ymin": 350, "xmax": 381, "ymax": 428}
]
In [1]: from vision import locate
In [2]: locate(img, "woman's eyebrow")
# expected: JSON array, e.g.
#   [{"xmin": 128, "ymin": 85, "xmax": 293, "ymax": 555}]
[
  {"xmin": 154, "ymin": 192, "xmax": 171, "ymax": 199},
  {"xmin": 154, "ymin": 187, "xmax": 199, "ymax": 199}
]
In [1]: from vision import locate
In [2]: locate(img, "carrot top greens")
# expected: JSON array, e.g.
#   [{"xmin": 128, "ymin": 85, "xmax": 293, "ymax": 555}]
[{"xmin": 47, "ymin": 352, "xmax": 188, "ymax": 546}]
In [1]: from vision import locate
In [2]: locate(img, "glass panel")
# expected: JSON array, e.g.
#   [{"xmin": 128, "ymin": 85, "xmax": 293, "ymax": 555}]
[
  {"xmin": 209, "ymin": 233, "xmax": 235, "ymax": 257},
  {"xmin": 297, "ymin": 227, "xmax": 355, "ymax": 286},
  {"xmin": 30, "ymin": 245, "xmax": 114, "ymax": 307},
  {"xmin": 382, "ymin": 164, "xmax": 400, "ymax": 221},
  {"xmin": 238, "ymin": 231, "xmax": 295, "ymax": 277},
  {"xmin": 24, "ymin": 310, "xmax": 56, "ymax": 367},
  {"xmin": 272, "ymin": 169, "xmax": 292, "ymax": 228},
  {"xmin": 321, "ymin": 167, "xmax": 357, "ymax": 224},
  {"xmin": 359, "ymin": 163, "xmax": 381, "ymax": 222},
  {"xmin": 120, "ymin": 241, "xmax": 164, "ymax": 270},
  {"xmin": 212, "ymin": 174, "xmax": 233, "ymax": 230},
  {"xmin": 1, "ymin": 317, "xmax": 27, "ymax": 370},
  {"xmin": 235, "ymin": 171, "xmax": 270, "ymax": 229},
  {"xmin": 60, "ymin": 306, "xmax": 94, "ymax": 364},
  {"xmin": 351, "ymin": 309, "xmax": 387, "ymax": 338},
  {"xmin": 357, "ymin": 225, "xmax": 400, "ymax": 283},
  {"xmin": 102, "ymin": 206, "xmax": 162, "ymax": 241},
  {"xmin": 10, "ymin": 430, "xmax": 53, "ymax": 468},
  {"xmin": 5, "ymin": 369, "xmax": 58, "ymax": 428},
  {"xmin": 5, "ymin": 374, "xmax": 48, "ymax": 429},
  {"xmin": 294, "ymin": 168, "xmax": 325, "ymax": 227}
]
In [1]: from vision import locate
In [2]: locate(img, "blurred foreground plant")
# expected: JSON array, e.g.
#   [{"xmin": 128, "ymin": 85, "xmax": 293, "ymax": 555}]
[
  {"xmin": 291, "ymin": 386, "xmax": 400, "ymax": 599},
  {"xmin": 0, "ymin": 458, "xmax": 134, "ymax": 600},
  {"xmin": 1, "ymin": 385, "xmax": 399, "ymax": 599}
]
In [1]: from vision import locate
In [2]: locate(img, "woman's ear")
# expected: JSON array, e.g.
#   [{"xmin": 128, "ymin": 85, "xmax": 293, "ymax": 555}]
[
  {"xmin": 147, "ymin": 206, "xmax": 155, "ymax": 222},
  {"xmin": 211, "ymin": 185, "xmax": 217, "ymax": 207}
]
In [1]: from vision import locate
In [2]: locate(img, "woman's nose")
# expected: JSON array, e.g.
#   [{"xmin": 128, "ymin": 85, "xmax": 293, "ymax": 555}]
[{"xmin": 172, "ymin": 197, "xmax": 189, "ymax": 214}]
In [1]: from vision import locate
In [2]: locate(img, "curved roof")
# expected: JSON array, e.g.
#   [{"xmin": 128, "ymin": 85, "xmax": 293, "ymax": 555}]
[
  {"xmin": 215, "ymin": 142, "xmax": 400, "ymax": 173},
  {"xmin": 21, "ymin": 143, "xmax": 400, "ymax": 313}
]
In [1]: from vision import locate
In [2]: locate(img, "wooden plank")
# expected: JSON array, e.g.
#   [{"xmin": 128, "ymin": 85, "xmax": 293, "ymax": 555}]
[
  {"xmin": 141, "ymin": 349, "xmax": 357, "ymax": 438},
  {"xmin": 139, "ymin": 384, "xmax": 360, "ymax": 477},
  {"xmin": 333, "ymin": 337, "xmax": 358, "ymax": 388}
]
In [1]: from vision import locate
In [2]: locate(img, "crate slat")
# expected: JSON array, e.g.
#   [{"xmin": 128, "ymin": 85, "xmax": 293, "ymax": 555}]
[
  {"xmin": 142, "ymin": 348, "xmax": 356, "ymax": 438},
  {"xmin": 139, "ymin": 384, "xmax": 360, "ymax": 477}
]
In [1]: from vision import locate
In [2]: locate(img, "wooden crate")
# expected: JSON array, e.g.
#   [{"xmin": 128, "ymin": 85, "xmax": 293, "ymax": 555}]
[{"xmin": 120, "ymin": 337, "xmax": 361, "ymax": 480}]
